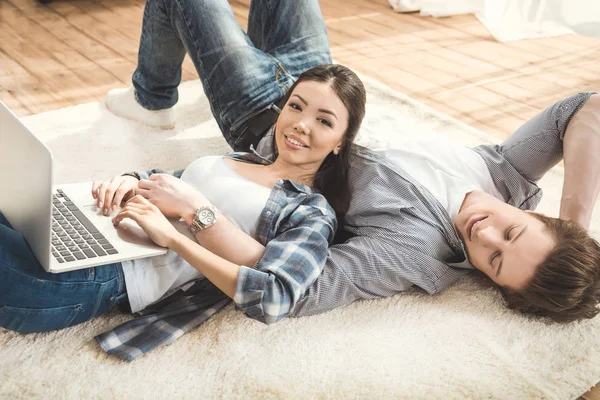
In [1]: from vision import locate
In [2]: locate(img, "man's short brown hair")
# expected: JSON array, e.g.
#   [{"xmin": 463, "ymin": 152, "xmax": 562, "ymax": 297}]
[{"xmin": 499, "ymin": 213, "xmax": 600, "ymax": 323}]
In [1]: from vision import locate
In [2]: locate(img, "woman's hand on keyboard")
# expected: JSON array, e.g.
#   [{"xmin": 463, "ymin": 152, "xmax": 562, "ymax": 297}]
[
  {"xmin": 91, "ymin": 175, "xmax": 140, "ymax": 216},
  {"xmin": 136, "ymin": 174, "xmax": 211, "ymax": 220},
  {"xmin": 112, "ymin": 195, "xmax": 180, "ymax": 248}
]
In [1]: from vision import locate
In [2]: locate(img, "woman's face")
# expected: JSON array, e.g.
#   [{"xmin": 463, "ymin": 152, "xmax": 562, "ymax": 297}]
[{"xmin": 274, "ymin": 80, "xmax": 349, "ymax": 170}]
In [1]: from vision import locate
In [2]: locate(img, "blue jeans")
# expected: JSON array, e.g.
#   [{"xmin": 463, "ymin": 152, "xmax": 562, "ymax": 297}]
[
  {"xmin": 132, "ymin": 0, "xmax": 332, "ymax": 150},
  {"xmin": 0, "ymin": 212, "xmax": 128, "ymax": 333}
]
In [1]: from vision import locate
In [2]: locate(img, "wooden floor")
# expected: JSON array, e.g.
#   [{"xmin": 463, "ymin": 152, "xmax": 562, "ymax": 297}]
[
  {"xmin": 1, "ymin": 0, "xmax": 599, "ymax": 141},
  {"xmin": 0, "ymin": 0, "xmax": 599, "ymax": 397}
]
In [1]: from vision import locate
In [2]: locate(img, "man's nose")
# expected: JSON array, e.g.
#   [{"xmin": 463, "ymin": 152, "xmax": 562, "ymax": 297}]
[{"xmin": 477, "ymin": 226, "xmax": 503, "ymax": 248}]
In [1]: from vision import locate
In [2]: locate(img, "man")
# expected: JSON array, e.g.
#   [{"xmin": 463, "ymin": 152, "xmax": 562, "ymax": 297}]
[{"xmin": 101, "ymin": 0, "xmax": 600, "ymax": 358}]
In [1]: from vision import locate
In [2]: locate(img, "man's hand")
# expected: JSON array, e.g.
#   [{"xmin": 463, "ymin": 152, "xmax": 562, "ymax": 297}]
[
  {"xmin": 136, "ymin": 174, "xmax": 211, "ymax": 219},
  {"xmin": 91, "ymin": 175, "xmax": 139, "ymax": 216}
]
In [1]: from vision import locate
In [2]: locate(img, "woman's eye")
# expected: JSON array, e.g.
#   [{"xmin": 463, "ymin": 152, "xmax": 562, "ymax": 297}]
[
  {"xmin": 289, "ymin": 103, "xmax": 301, "ymax": 111},
  {"xmin": 318, "ymin": 118, "xmax": 332, "ymax": 127}
]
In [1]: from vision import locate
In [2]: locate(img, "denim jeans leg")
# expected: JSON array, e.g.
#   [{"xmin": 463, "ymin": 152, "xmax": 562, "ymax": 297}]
[
  {"xmin": 247, "ymin": 0, "xmax": 333, "ymax": 79},
  {"xmin": 134, "ymin": 0, "xmax": 287, "ymax": 149},
  {"xmin": 132, "ymin": 0, "xmax": 188, "ymax": 110},
  {"xmin": 0, "ymin": 212, "xmax": 127, "ymax": 333}
]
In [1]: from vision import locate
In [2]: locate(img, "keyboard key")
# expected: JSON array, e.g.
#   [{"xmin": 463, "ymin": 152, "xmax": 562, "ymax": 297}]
[
  {"xmin": 101, "ymin": 243, "xmax": 113, "ymax": 250},
  {"xmin": 92, "ymin": 233, "xmax": 104, "ymax": 239},
  {"xmin": 91, "ymin": 245, "xmax": 106, "ymax": 256},
  {"xmin": 106, "ymin": 249, "xmax": 118, "ymax": 255},
  {"xmin": 55, "ymin": 245, "xmax": 66, "ymax": 251},
  {"xmin": 64, "ymin": 256, "xmax": 75, "ymax": 262},
  {"xmin": 59, "ymin": 251, "xmax": 70, "ymax": 257},
  {"xmin": 72, "ymin": 252, "xmax": 86, "ymax": 260},
  {"xmin": 98, "ymin": 239, "xmax": 109, "ymax": 245},
  {"xmin": 57, "ymin": 258, "xmax": 64, "ymax": 263},
  {"xmin": 71, "ymin": 210, "xmax": 100, "ymax": 234},
  {"xmin": 82, "ymin": 248, "xmax": 97, "ymax": 258},
  {"xmin": 86, "ymin": 239, "xmax": 96, "ymax": 245}
]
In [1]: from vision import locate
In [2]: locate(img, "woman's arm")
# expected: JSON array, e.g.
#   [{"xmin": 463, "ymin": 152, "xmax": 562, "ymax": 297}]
[
  {"xmin": 559, "ymin": 94, "xmax": 600, "ymax": 229},
  {"xmin": 182, "ymin": 211, "xmax": 266, "ymax": 269},
  {"xmin": 169, "ymin": 234, "xmax": 240, "ymax": 297},
  {"xmin": 115, "ymin": 193, "xmax": 337, "ymax": 325}
]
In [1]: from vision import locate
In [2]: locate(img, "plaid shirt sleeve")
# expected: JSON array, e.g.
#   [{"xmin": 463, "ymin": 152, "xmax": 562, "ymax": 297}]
[
  {"xmin": 132, "ymin": 168, "xmax": 185, "ymax": 180},
  {"xmin": 233, "ymin": 194, "xmax": 337, "ymax": 325}
]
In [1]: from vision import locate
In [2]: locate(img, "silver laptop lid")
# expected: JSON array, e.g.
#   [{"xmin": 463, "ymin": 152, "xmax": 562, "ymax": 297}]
[{"xmin": 0, "ymin": 101, "xmax": 52, "ymax": 269}]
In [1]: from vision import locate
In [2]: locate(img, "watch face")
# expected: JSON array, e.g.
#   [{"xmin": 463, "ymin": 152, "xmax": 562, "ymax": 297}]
[{"xmin": 198, "ymin": 209, "xmax": 216, "ymax": 226}]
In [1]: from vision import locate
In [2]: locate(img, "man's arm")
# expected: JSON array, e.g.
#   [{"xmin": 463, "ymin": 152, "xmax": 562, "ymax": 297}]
[
  {"xmin": 559, "ymin": 94, "xmax": 600, "ymax": 229},
  {"xmin": 492, "ymin": 92, "xmax": 597, "ymax": 184},
  {"xmin": 474, "ymin": 92, "xmax": 598, "ymax": 217}
]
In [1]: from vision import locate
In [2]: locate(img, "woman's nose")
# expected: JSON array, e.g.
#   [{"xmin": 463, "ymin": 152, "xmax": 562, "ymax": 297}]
[{"xmin": 293, "ymin": 121, "xmax": 309, "ymax": 135}]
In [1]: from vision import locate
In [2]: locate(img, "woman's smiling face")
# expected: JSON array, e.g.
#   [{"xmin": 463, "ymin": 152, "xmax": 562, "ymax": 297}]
[{"xmin": 274, "ymin": 80, "xmax": 349, "ymax": 171}]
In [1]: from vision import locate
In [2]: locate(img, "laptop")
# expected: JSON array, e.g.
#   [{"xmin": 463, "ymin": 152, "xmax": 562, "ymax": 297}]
[{"xmin": 0, "ymin": 101, "xmax": 170, "ymax": 273}]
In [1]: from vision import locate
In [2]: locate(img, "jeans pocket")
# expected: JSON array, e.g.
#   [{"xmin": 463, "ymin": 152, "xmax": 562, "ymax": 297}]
[{"xmin": 0, "ymin": 303, "xmax": 83, "ymax": 333}]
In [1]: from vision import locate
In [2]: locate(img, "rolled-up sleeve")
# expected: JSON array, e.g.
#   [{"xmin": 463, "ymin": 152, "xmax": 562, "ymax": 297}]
[
  {"xmin": 475, "ymin": 92, "xmax": 597, "ymax": 185},
  {"xmin": 233, "ymin": 203, "xmax": 336, "ymax": 325},
  {"xmin": 135, "ymin": 168, "xmax": 185, "ymax": 180}
]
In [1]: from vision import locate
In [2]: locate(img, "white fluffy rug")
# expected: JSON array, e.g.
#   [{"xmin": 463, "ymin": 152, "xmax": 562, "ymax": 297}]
[{"xmin": 1, "ymin": 77, "xmax": 599, "ymax": 399}]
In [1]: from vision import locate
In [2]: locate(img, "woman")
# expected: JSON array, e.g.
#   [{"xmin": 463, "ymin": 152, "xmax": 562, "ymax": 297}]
[{"xmin": 0, "ymin": 63, "xmax": 366, "ymax": 335}]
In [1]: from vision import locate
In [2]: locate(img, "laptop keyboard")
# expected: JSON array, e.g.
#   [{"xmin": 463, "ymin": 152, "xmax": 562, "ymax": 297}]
[{"xmin": 51, "ymin": 189, "xmax": 119, "ymax": 263}]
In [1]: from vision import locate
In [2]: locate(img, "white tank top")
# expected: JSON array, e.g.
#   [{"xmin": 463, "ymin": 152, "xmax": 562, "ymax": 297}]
[{"xmin": 121, "ymin": 156, "xmax": 272, "ymax": 313}]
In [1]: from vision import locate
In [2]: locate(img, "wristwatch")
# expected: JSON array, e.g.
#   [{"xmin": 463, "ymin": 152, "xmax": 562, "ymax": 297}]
[{"xmin": 188, "ymin": 205, "xmax": 219, "ymax": 235}]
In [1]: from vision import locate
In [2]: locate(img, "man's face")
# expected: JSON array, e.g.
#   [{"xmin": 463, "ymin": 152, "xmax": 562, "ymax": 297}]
[{"xmin": 454, "ymin": 191, "xmax": 555, "ymax": 290}]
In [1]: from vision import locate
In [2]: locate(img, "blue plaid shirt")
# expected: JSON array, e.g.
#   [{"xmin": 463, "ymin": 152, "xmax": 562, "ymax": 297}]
[{"xmin": 96, "ymin": 151, "xmax": 336, "ymax": 360}]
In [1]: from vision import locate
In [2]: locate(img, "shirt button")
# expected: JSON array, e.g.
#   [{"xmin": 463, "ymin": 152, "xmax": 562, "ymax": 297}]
[
  {"xmin": 266, "ymin": 211, "xmax": 272, "ymax": 216},
  {"xmin": 277, "ymin": 179, "xmax": 284, "ymax": 184}
]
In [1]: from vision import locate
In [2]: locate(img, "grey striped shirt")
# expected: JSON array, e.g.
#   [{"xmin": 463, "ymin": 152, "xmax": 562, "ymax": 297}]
[{"xmin": 258, "ymin": 92, "xmax": 595, "ymax": 317}]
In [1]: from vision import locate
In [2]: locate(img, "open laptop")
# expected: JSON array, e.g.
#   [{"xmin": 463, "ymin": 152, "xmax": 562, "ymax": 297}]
[{"xmin": 0, "ymin": 101, "xmax": 170, "ymax": 273}]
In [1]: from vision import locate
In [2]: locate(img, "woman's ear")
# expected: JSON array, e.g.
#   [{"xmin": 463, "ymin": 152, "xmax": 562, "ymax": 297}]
[{"xmin": 333, "ymin": 140, "xmax": 343, "ymax": 155}]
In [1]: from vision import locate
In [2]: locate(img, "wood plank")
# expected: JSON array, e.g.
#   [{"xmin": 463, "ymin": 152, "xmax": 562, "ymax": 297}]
[
  {"xmin": 1, "ymin": 4, "xmax": 115, "ymax": 105},
  {"xmin": 76, "ymin": 0, "xmax": 197, "ymax": 79},
  {"xmin": 0, "ymin": 89, "xmax": 32, "ymax": 116}
]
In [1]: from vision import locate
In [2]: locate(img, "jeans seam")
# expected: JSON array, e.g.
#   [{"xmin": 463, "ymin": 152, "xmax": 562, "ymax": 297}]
[
  {"xmin": 263, "ymin": 0, "xmax": 274, "ymax": 54},
  {"xmin": 172, "ymin": 0, "xmax": 218, "ymax": 109},
  {"xmin": 91, "ymin": 283, "xmax": 107, "ymax": 317}
]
